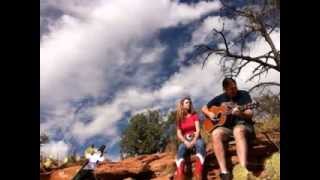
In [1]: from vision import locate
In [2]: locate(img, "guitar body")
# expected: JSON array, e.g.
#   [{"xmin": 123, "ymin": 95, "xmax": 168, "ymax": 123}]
[
  {"xmin": 202, "ymin": 102, "xmax": 259, "ymax": 134},
  {"xmin": 202, "ymin": 105, "xmax": 229, "ymax": 134}
]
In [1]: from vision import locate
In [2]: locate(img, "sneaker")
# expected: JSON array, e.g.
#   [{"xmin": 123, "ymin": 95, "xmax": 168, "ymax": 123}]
[{"xmin": 220, "ymin": 173, "xmax": 231, "ymax": 180}]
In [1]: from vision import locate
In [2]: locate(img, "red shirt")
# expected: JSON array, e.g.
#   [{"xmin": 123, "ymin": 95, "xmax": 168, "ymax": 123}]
[{"xmin": 178, "ymin": 113, "xmax": 199, "ymax": 136}]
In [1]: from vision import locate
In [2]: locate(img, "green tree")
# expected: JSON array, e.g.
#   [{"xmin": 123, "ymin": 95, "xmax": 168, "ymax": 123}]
[
  {"xmin": 162, "ymin": 111, "xmax": 178, "ymax": 153},
  {"xmin": 120, "ymin": 110, "xmax": 166, "ymax": 157}
]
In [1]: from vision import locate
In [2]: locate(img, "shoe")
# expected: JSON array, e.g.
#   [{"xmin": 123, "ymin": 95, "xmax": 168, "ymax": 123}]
[
  {"xmin": 175, "ymin": 159, "xmax": 185, "ymax": 180},
  {"xmin": 220, "ymin": 172, "xmax": 231, "ymax": 180},
  {"xmin": 194, "ymin": 156, "xmax": 203, "ymax": 180}
]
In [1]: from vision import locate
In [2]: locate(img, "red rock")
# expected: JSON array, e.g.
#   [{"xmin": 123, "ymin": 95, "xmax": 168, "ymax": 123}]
[{"xmin": 40, "ymin": 132, "xmax": 279, "ymax": 180}]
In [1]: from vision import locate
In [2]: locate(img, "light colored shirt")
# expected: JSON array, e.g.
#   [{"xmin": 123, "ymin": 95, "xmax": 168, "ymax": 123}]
[{"xmin": 83, "ymin": 152, "xmax": 104, "ymax": 170}]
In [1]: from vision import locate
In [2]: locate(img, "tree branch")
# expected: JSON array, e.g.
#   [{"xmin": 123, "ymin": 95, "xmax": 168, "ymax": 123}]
[
  {"xmin": 213, "ymin": 28, "xmax": 229, "ymax": 53},
  {"xmin": 211, "ymin": 28, "xmax": 279, "ymax": 72},
  {"xmin": 235, "ymin": 61, "xmax": 251, "ymax": 76},
  {"xmin": 249, "ymin": 82, "xmax": 280, "ymax": 92},
  {"xmin": 256, "ymin": 16, "xmax": 280, "ymax": 67},
  {"xmin": 226, "ymin": 52, "xmax": 279, "ymax": 71},
  {"xmin": 192, "ymin": 0, "xmax": 280, "ymax": 84},
  {"xmin": 221, "ymin": 1, "xmax": 280, "ymax": 68},
  {"xmin": 248, "ymin": 66, "xmax": 270, "ymax": 82}
]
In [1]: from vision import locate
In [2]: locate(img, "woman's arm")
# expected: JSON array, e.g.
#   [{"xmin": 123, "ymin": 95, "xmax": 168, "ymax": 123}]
[
  {"xmin": 190, "ymin": 120, "xmax": 200, "ymax": 146},
  {"xmin": 177, "ymin": 128, "xmax": 187, "ymax": 143},
  {"xmin": 177, "ymin": 128, "xmax": 192, "ymax": 148},
  {"xmin": 194, "ymin": 120, "xmax": 200, "ymax": 140}
]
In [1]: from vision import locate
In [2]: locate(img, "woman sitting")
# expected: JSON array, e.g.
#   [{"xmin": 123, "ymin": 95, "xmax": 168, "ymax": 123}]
[{"xmin": 175, "ymin": 96, "xmax": 205, "ymax": 180}]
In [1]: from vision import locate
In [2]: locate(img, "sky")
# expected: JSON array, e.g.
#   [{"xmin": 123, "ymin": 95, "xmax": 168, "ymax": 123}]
[{"xmin": 40, "ymin": 0, "xmax": 280, "ymax": 161}]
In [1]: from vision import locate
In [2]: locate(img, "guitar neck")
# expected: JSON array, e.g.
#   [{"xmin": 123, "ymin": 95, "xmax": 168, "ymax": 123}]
[{"xmin": 238, "ymin": 103, "xmax": 254, "ymax": 111}]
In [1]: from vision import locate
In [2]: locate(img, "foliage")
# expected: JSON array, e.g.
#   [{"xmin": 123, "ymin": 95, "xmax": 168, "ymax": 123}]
[
  {"xmin": 200, "ymin": 123, "xmax": 211, "ymax": 148},
  {"xmin": 262, "ymin": 152, "xmax": 280, "ymax": 180},
  {"xmin": 162, "ymin": 111, "xmax": 178, "ymax": 153},
  {"xmin": 232, "ymin": 164, "xmax": 257, "ymax": 180},
  {"xmin": 254, "ymin": 93, "xmax": 280, "ymax": 120},
  {"xmin": 255, "ymin": 115, "xmax": 280, "ymax": 133},
  {"xmin": 231, "ymin": 152, "xmax": 280, "ymax": 180},
  {"xmin": 120, "ymin": 110, "xmax": 166, "ymax": 157}
]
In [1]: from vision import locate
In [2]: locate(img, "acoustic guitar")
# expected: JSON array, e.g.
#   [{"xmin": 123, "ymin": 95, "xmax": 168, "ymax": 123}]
[{"xmin": 202, "ymin": 102, "xmax": 259, "ymax": 133}]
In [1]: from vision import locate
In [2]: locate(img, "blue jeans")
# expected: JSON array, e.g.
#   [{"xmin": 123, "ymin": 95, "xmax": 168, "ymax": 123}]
[{"xmin": 177, "ymin": 138, "xmax": 205, "ymax": 161}]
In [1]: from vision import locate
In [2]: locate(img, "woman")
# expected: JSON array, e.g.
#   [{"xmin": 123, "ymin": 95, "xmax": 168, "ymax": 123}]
[{"xmin": 175, "ymin": 96, "xmax": 205, "ymax": 180}]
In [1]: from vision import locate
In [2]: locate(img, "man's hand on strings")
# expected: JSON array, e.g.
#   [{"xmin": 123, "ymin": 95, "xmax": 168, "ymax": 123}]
[{"xmin": 231, "ymin": 107, "xmax": 241, "ymax": 116}]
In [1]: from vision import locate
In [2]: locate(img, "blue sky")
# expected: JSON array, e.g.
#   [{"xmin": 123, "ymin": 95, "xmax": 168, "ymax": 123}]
[{"xmin": 40, "ymin": 0, "xmax": 280, "ymax": 161}]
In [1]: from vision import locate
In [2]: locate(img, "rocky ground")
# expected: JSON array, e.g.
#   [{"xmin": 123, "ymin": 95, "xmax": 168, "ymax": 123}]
[{"xmin": 40, "ymin": 131, "xmax": 279, "ymax": 180}]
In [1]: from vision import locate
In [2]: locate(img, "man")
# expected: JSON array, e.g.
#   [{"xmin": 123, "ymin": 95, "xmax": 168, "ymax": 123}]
[
  {"xmin": 73, "ymin": 145, "xmax": 106, "ymax": 180},
  {"xmin": 201, "ymin": 78, "xmax": 255, "ymax": 180}
]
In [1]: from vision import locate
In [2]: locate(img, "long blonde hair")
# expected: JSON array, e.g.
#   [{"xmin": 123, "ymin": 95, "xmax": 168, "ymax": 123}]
[{"xmin": 176, "ymin": 97, "xmax": 196, "ymax": 126}]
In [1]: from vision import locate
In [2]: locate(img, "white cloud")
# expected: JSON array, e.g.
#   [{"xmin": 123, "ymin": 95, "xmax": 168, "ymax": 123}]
[
  {"xmin": 41, "ymin": 0, "xmax": 100, "ymax": 19},
  {"xmin": 41, "ymin": 0, "xmax": 222, "ymax": 145},
  {"xmin": 69, "ymin": 57, "xmax": 223, "ymax": 142},
  {"xmin": 40, "ymin": 0, "xmax": 279, "ymax": 160},
  {"xmin": 40, "ymin": 0, "xmax": 222, "ymax": 105},
  {"xmin": 140, "ymin": 45, "xmax": 166, "ymax": 64},
  {"xmin": 165, "ymin": 0, "xmax": 222, "ymax": 26},
  {"xmin": 41, "ymin": 140, "xmax": 70, "ymax": 162},
  {"xmin": 104, "ymin": 136, "xmax": 121, "ymax": 161},
  {"xmin": 178, "ymin": 15, "xmax": 248, "ymax": 60}
]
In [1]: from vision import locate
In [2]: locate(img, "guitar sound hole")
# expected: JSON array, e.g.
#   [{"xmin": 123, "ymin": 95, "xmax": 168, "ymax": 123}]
[{"xmin": 212, "ymin": 113, "xmax": 222, "ymax": 122}]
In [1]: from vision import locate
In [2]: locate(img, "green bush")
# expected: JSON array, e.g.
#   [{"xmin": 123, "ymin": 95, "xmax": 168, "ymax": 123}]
[
  {"xmin": 263, "ymin": 152, "xmax": 280, "ymax": 180},
  {"xmin": 232, "ymin": 164, "xmax": 257, "ymax": 180},
  {"xmin": 120, "ymin": 109, "xmax": 210, "ymax": 157},
  {"xmin": 162, "ymin": 111, "xmax": 179, "ymax": 153},
  {"xmin": 255, "ymin": 115, "xmax": 280, "ymax": 133},
  {"xmin": 120, "ymin": 110, "xmax": 167, "ymax": 157}
]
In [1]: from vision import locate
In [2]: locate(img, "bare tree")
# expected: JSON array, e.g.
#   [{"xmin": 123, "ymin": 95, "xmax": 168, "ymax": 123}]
[{"xmin": 193, "ymin": 0, "xmax": 280, "ymax": 92}]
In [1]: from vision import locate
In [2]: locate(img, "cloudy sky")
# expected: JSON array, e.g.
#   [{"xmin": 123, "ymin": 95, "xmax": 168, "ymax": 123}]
[{"xmin": 40, "ymin": 0, "xmax": 279, "ymax": 161}]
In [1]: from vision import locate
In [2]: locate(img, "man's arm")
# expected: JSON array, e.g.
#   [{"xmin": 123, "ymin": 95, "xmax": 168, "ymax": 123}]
[
  {"xmin": 201, "ymin": 97, "xmax": 220, "ymax": 119},
  {"xmin": 232, "ymin": 108, "xmax": 253, "ymax": 119},
  {"xmin": 232, "ymin": 91, "xmax": 254, "ymax": 119},
  {"xmin": 201, "ymin": 105, "xmax": 216, "ymax": 119}
]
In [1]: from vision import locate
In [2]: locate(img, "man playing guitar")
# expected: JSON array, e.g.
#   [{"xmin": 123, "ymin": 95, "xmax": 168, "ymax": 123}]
[{"xmin": 201, "ymin": 77, "xmax": 255, "ymax": 180}]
